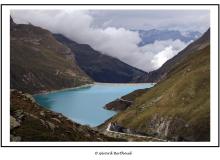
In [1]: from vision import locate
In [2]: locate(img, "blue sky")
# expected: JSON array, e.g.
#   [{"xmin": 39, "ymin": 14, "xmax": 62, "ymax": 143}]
[{"xmin": 89, "ymin": 10, "xmax": 209, "ymax": 32}]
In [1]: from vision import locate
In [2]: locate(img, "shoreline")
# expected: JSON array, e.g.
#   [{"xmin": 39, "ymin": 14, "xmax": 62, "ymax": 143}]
[
  {"xmin": 33, "ymin": 83, "xmax": 95, "ymax": 96},
  {"xmin": 94, "ymin": 82, "xmax": 155, "ymax": 85},
  {"xmin": 32, "ymin": 82, "xmax": 155, "ymax": 127},
  {"xmin": 33, "ymin": 82, "xmax": 156, "ymax": 96}
]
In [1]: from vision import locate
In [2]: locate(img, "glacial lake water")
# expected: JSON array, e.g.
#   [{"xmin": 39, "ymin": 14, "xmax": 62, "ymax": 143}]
[{"xmin": 34, "ymin": 83, "xmax": 154, "ymax": 127}]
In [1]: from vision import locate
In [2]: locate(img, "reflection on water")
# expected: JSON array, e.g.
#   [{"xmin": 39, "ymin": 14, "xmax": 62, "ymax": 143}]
[{"xmin": 34, "ymin": 83, "xmax": 154, "ymax": 127}]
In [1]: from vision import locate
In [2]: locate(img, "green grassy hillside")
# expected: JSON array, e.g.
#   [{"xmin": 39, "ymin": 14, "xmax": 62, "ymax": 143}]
[{"xmin": 104, "ymin": 30, "xmax": 210, "ymax": 141}]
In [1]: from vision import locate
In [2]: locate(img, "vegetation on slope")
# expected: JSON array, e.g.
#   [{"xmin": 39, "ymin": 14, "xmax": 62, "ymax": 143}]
[
  {"xmin": 102, "ymin": 29, "xmax": 210, "ymax": 141},
  {"xmin": 10, "ymin": 18, "xmax": 92, "ymax": 94}
]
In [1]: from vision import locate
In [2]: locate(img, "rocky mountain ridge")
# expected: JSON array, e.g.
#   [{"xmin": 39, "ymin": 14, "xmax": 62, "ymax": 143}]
[
  {"xmin": 53, "ymin": 34, "xmax": 148, "ymax": 83},
  {"xmin": 135, "ymin": 29, "xmax": 201, "ymax": 46}
]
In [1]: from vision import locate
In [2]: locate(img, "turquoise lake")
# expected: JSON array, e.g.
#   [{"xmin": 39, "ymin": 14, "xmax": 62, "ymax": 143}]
[{"xmin": 34, "ymin": 83, "xmax": 154, "ymax": 127}]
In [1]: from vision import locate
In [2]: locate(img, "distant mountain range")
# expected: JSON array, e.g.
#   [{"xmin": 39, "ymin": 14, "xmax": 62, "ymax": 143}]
[
  {"xmin": 134, "ymin": 29, "xmax": 201, "ymax": 46},
  {"xmin": 143, "ymin": 29, "xmax": 210, "ymax": 83}
]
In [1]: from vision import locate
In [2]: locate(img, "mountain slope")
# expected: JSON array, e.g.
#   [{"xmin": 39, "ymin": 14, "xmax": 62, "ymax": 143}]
[
  {"xmin": 10, "ymin": 18, "xmax": 92, "ymax": 94},
  {"xmin": 53, "ymin": 34, "xmax": 147, "ymax": 83},
  {"xmin": 102, "ymin": 29, "xmax": 210, "ymax": 141},
  {"xmin": 104, "ymin": 88, "xmax": 149, "ymax": 111},
  {"xmin": 143, "ymin": 29, "xmax": 210, "ymax": 82}
]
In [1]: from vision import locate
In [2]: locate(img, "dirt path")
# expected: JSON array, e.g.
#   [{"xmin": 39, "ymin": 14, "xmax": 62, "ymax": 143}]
[
  {"xmin": 106, "ymin": 123, "xmax": 167, "ymax": 142},
  {"xmin": 118, "ymin": 98, "xmax": 133, "ymax": 103}
]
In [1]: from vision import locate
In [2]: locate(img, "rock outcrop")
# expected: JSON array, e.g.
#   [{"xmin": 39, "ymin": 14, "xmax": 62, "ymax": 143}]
[{"xmin": 104, "ymin": 88, "xmax": 149, "ymax": 111}]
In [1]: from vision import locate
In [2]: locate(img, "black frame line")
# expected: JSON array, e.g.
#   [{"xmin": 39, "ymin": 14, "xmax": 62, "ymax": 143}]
[{"xmin": 1, "ymin": 3, "xmax": 219, "ymax": 148}]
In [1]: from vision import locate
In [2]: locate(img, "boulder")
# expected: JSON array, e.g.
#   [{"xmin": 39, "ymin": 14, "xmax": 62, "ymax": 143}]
[
  {"xmin": 10, "ymin": 134, "xmax": 21, "ymax": 141},
  {"xmin": 47, "ymin": 121, "xmax": 56, "ymax": 131},
  {"xmin": 23, "ymin": 93, "xmax": 36, "ymax": 103},
  {"xmin": 51, "ymin": 118, "xmax": 61, "ymax": 124},
  {"xmin": 14, "ymin": 109, "xmax": 24, "ymax": 120},
  {"xmin": 10, "ymin": 116, "xmax": 20, "ymax": 129},
  {"xmin": 40, "ymin": 111, "xmax": 45, "ymax": 117}
]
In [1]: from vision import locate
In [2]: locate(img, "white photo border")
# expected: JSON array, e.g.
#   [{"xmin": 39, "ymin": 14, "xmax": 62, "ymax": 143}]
[{"xmin": 1, "ymin": 4, "xmax": 219, "ymax": 147}]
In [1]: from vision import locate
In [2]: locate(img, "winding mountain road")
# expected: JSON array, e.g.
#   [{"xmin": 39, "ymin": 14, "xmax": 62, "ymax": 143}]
[
  {"xmin": 106, "ymin": 123, "xmax": 167, "ymax": 142},
  {"xmin": 118, "ymin": 98, "xmax": 133, "ymax": 103}
]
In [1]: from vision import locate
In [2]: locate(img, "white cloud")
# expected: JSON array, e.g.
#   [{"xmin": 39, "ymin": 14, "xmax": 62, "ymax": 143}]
[
  {"xmin": 11, "ymin": 10, "xmax": 191, "ymax": 72},
  {"xmin": 138, "ymin": 39, "xmax": 189, "ymax": 71},
  {"xmin": 151, "ymin": 46, "xmax": 174, "ymax": 68}
]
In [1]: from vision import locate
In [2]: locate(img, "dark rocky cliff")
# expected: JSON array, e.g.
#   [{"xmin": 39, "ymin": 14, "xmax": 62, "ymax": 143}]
[{"xmin": 53, "ymin": 34, "xmax": 148, "ymax": 83}]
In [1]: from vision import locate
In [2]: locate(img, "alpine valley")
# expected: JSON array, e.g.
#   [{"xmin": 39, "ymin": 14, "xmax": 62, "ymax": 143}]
[{"xmin": 10, "ymin": 16, "xmax": 210, "ymax": 142}]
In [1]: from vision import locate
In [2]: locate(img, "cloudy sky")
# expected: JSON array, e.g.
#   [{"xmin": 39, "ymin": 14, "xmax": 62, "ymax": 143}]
[{"xmin": 11, "ymin": 10, "xmax": 210, "ymax": 72}]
